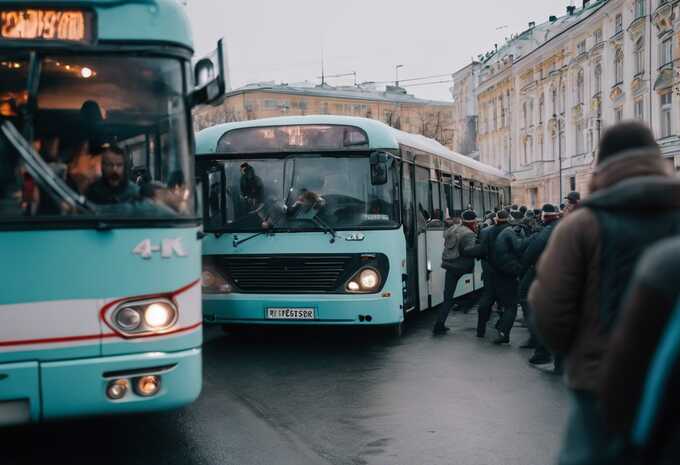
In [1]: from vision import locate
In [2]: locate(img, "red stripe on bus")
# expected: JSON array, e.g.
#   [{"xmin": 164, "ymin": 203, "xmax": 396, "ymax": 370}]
[{"xmin": 0, "ymin": 321, "xmax": 202, "ymax": 348}]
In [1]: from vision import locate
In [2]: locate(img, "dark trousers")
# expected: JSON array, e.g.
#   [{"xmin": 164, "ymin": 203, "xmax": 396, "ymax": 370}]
[
  {"xmin": 435, "ymin": 269, "xmax": 465, "ymax": 328},
  {"xmin": 494, "ymin": 275, "xmax": 519, "ymax": 336},
  {"xmin": 476, "ymin": 273, "xmax": 496, "ymax": 335}
]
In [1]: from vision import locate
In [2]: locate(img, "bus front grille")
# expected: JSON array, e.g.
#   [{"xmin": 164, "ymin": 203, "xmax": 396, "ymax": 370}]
[{"xmin": 220, "ymin": 255, "xmax": 355, "ymax": 293}]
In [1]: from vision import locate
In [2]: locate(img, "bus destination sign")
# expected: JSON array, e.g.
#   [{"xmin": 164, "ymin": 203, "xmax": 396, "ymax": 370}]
[{"xmin": 0, "ymin": 9, "xmax": 93, "ymax": 43}]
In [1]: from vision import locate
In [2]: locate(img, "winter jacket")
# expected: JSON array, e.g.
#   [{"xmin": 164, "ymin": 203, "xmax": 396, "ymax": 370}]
[
  {"xmin": 441, "ymin": 223, "xmax": 476, "ymax": 274},
  {"xmin": 600, "ymin": 237, "xmax": 680, "ymax": 442},
  {"xmin": 518, "ymin": 220, "xmax": 558, "ymax": 299},
  {"xmin": 493, "ymin": 221, "xmax": 529, "ymax": 277},
  {"xmin": 529, "ymin": 148, "xmax": 680, "ymax": 393}
]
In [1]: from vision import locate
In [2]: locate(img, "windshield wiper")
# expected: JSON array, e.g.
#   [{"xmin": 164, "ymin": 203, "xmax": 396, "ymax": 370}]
[
  {"xmin": 311, "ymin": 213, "xmax": 337, "ymax": 244},
  {"xmin": 232, "ymin": 230, "xmax": 273, "ymax": 248},
  {"xmin": 1, "ymin": 120, "xmax": 95, "ymax": 214}
]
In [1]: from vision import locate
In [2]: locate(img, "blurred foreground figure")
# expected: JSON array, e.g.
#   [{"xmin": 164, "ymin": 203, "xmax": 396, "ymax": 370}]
[
  {"xmin": 529, "ymin": 121, "xmax": 680, "ymax": 465},
  {"xmin": 601, "ymin": 237, "xmax": 680, "ymax": 465}
]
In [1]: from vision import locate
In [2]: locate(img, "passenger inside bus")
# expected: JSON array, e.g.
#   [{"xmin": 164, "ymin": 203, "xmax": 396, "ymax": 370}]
[{"xmin": 85, "ymin": 145, "xmax": 138, "ymax": 205}]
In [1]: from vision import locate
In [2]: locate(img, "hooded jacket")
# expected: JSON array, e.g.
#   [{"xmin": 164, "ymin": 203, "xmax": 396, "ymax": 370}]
[
  {"xmin": 441, "ymin": 223, "xmax": 476, "ymax": 274},
  {"xmin": 529, "ymin": 148, "xmax": 680, "ymax": 392}
]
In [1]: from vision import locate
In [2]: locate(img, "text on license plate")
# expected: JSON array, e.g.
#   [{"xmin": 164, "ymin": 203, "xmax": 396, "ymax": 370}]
[{"xmin": 266, "ymin": 308, "xmax": 315, "ymax": 320}]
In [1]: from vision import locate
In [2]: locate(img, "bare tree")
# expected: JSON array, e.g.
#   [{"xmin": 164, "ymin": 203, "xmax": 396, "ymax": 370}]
[{"xmin": 417, "ymin": 110, "xmax": 454, "ymax": 148}]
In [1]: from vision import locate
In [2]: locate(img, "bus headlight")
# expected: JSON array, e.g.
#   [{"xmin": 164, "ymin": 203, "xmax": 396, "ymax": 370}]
[
  {"xmin": 115, "ymin": 307, "xmax": 142, "ymax": 331},
  {"xmin": 202, "ymin": 268, "xmax": 233, "ymax": 294},
  {"xmin": 346, "ymin": 268, "xmax": 382, "ymax": 293},
  {"xmin": 144, "ymin": 302, "xmax": 175, "ymax": 329},
  {"xmin": 111, "ymin": 299, "xmax": 178, "ymax": 336}
]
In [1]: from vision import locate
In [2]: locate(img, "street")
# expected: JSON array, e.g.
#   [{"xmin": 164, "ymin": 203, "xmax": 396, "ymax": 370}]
[{"xmin": 4, "ymin": 308, "xmax": 569, "ymax": 465}]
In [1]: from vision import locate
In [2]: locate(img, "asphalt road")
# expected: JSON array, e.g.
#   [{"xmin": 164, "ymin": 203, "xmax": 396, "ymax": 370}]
[{"xmin": 4, "ymin": 308, "xmax": 569, "ymax": 465}]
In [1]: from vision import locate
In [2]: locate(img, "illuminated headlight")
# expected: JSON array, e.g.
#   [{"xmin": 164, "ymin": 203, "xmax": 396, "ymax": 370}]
[
  {"xmin": 106, "ymin": 379, "xmax": 128, "ymax": 400},
  {"xmin": 202, "ymin": 267, "xmax": 233, "ymax": 294},
  {"xmin": 111, "ymin": 299, "xmax": 178, "ymax": 336},
  {"xmin": 359, "ymin": 269, "xmax": 379, "ymax": 289},
  {"xmin": 144, "ymin": 302, "xmax": 175, "ymax": 329},
  {"xmin": 135, "ymin": 375, "xmax": 161, "ymax": 397},
  {"xmin": 346, "ymin": 268, "xmax": 382, "ymax": 293}
]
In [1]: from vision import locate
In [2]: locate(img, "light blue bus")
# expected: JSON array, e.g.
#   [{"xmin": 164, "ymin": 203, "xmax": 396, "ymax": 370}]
[
  {"xmin": 195, "ymin": 116, "xmax": 510, "ymax": 335},
  {"xmin": 0, "ymin": 0, "xmax": 226, "ymax": 425}
]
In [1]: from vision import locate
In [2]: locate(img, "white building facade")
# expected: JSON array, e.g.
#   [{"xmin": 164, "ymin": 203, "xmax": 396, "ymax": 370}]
[{"xmin": 471, "ymin": 0, "xmax": 680, "ymax": 207}]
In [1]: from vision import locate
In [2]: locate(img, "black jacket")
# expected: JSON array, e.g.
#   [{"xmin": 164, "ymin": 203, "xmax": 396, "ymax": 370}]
[
  {"xmin": 519, "ymin": 221, "xmax": 558, "ymax": 299},
  {"xmin": 86, "ymin": 179, "xmax": 139, "ymax": 205},
  {"xmin": 493, "ymin": 221, "xmax": 529, "ymax": 277}
]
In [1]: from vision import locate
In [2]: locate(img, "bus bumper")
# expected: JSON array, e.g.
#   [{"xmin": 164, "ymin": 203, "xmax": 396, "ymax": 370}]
[
  {"xmin": 0, "ymin": 348, "xmax": 201, "ymax": 426},
  {"xmin": 203, "ymin": 293, "xmax": 403, "ymax": 325}
]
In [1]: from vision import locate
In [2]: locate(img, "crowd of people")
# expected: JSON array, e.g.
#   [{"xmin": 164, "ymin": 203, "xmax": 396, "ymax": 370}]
[{"xmin": 437, "ymin": 121, "xmax": 680, "ymax": 465}]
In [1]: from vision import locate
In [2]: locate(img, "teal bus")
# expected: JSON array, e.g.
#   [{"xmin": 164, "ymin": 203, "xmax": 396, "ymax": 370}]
[
  {"xmin": 0, "ymin": 0, "xmax": 226, "ymax": 425},
  {"xmin": 195, "ymin": 116, "xmax": 510, "ymax": 335}
]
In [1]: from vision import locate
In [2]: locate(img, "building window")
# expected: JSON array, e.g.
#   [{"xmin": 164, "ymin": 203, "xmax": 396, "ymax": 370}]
[
  {"xmin": 614, "ymin": 48, "xmax": 624, "ymax": 84},
  {"xmin": 577, "ymin": 40, "xmax": 586, "ymax": 55},
  {"xmin": 575, "ymin": 119, "xmax": 585, "ymax": 154},
  {"xmin": 635, "ymin": 0, "xmax": 645, "ymax": 18},
  {"xmin": 529, "ymin": 99, "xmax": 534, "ymax": 126},
  {"xmin": 551, "ymin": 87, "xmax": 558, "ymax": 115},
  {"xmin": 538, "ymin": 94, "xmax": 544, "ymax": 123},
  {"xmin": 615, "ymin": 106, "xmax": 623, "ymax": 122},
  {"xmin": 539, "ymin": 135, "xmax": 544, "ymax": 160},
  {"xmin": 635, "ymin": 38, "xmax": 645, "ymax": 75},
  {"xmin": 615, "ymin": 13, "xmax": 623, "ymax": 34},
  {"xmin": 634, "ymin": 98, "xmax": 645, "ymax": 120},
  {"xmin": 594, "ymin": 29, "xmax": 603, "ymax": 44},
  {"xmin": 570, "ymin": 176, "xmax": 576, "ymax": 192},
  {"xmin": 551, "ymin": 135, "xmax": 557, "ymax": 161},
  {"xmin": 661, "ymin": 91, "xmax": 672, "ymax": 137},
  {"xmin": 594, "ymin": 64, "xmax": 602, "ymax": 94},
  {"xmin": 560, "ymin": 83, "xmax": 566, "ymax": 113},
  {"xmin": 576, "ymin": 69, "xmax": 585, "ymax": 104},
  {"xmin": 660, "ymin": 36, "xmax": 673, "ymax": 67},
  {"xmin": 500, "ymin": 96, "xmax": 505, "ymax": 128},
  {"xmin": 523, "ymin": 102, "xmax": 528, "ymax": 128},
  {"xmin": 523, "ymin": 138, "xmax": 528, "ymax": 165},
  {"xmin": 263, "ymin": 99, "xmax": 278, "ymax": 109}
]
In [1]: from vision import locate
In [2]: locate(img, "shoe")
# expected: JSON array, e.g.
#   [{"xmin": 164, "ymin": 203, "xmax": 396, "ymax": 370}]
[
  {"xmin": 529, "ymin": 353, "xmax": 552, "ymax": 365},
  {"xmin": 493, "ymin": 331, "xmax": 510, "ymax": 344},
  {"xmin": 476, "ymin": 329, "xmax": 485, "ymax": 338},
  {"xmin": 520, "ymin": 338, "xmax": 536, "ymax": 349},
  {"xmin": 553, "ymin": 358, "xmax": 564, "ymax": 375},
  {"xmin": 432, "ymin": 325, "xmax": 450, "ymax": 335}
]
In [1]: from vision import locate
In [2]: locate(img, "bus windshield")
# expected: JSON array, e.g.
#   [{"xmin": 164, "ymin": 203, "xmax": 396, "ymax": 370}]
[
  {"xmin": 199, "ymin": 155, "xmax": 400, "ymax": 232},
  {"xmin": 0, "ymin": 54, "xmax": 194, "ymax": 224}
]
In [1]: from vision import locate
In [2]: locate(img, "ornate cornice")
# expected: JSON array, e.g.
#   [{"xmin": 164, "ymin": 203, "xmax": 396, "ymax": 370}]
[
  {"xmin": 628, "ymin": 15, "xmax": 647, "ymax": 42},
  {"xmin": 610, "ymin": 84, "xmax": 625, "ymax": 102},
  {"xmin": 654, "ymin": 2, "xmax": 674, "ymax": 34}
]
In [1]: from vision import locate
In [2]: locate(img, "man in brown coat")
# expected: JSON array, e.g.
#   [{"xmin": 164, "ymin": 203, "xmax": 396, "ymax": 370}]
[{"xmin": 528, "ymin": 121, "xmax": 680, "ymax": 465}]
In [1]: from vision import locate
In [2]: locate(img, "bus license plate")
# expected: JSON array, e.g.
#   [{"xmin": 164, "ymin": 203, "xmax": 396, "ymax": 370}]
[{"xmin": 266, "ymin": 308, "xmax": 315, "ymax": 320}]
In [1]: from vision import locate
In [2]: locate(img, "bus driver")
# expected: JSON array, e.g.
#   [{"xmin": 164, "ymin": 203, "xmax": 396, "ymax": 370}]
[{"xmin": 86, "ymin": 145, "xmax": 139, "ymax": 204}]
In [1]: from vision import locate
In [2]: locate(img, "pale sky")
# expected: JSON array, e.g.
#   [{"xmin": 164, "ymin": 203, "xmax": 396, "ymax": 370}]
[{"xmin": 186, "ymin": 0, "xmax": 573, "ymax": 101}]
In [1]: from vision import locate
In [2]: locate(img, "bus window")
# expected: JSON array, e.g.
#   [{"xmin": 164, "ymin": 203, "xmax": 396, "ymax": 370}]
[
  {"xmin": 401, "ymin": 162, "xmax": 415, "ymax": 243},
  {"xmin": 441, "ymin": 173, "xmax": 453, "ymax": 217},
  {"xmin": 415, "ymin": 166, "xmax": 430, "ymax": 227},
  {"xmin": 472, "ymin": 182, "xmax": 483, "ymax": 216},
  {"xmin": 453, "ymin": 176, "xmax": 463, "ymax": 211},
  {"xmin": 430, "ymin": 180, "xmax": 442, "ymax": 223},
  {"xmin": 483, "ymin": 185, "xmax": 491, "ymax": 212},
  {"xmin": 462, "ymin": 180, "xmax": 471, "ymax": 210}
]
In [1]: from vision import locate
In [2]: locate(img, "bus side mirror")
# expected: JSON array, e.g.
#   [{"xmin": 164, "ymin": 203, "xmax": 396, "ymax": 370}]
[
  {"xmin": 370, "ymin": 152, "xmax": 389, "ymax": 186},
  {"xmin": 191, "ymin": 38, "xmax": 228, "ymax": 107}
]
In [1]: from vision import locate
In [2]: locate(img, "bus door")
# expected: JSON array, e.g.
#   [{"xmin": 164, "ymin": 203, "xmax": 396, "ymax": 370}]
[
  {"xmin": 426, "ymin": 175, "xmax": 445, "ymax": 308},
  {"xmin": 414, "ymin": 165, "xmax": 431, "ymax": 310},
  {"xmin": 401, "ymin": 161, "xmax": 418, "ymax": 312}
]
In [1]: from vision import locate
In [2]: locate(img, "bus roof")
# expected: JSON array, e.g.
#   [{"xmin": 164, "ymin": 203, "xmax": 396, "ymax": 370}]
[
  {"xmin": 0, "ymin": 0, "xmax": 193, "ymax": 50},
  {"xmin": 195, "ymin": 115, "xmax": 509, "ymax": 180}
]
